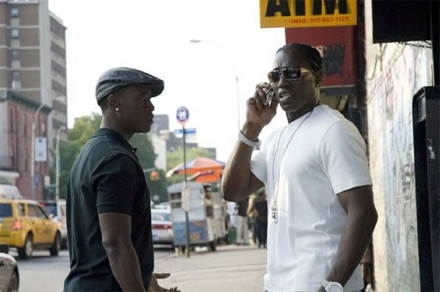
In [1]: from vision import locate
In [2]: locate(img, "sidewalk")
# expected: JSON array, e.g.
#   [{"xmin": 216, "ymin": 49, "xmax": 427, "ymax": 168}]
[{"xmin": 155, "ymin": 244, "xmax": 267, "ymax": 292}]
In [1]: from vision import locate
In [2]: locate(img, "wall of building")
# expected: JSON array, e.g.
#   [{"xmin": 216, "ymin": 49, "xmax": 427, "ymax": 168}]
[
  {"xmin": 150, "ymin": 133, "xmax": 167, "ymax": 171},
  {"xmin": 49, "ymin": 12, "xmax": 67, "ymax": 151},
  {"xmin": 0, "ymin": 94, "xmax": 8, "ymax": 169},
  {"xmin": 0, "ymin": 92, "xmax": 49, "ymax": 200},
  {"xmin": 0, "ymin": 3, "xmax": 9, "ymax": 91},
  {"xmin": 364, "ymin": 2, "xmax": 434, "ymax": 291},
  {"xmin": 0, "ymin": 1, "xmax": 67, "ymax": 197},
  {"xmin": 7, "ymin": 1, "xmax": 41, "ymax": 101},
  {"xmin": 10, "ymin": 99, "xmax": 32, "ymax": 197}
]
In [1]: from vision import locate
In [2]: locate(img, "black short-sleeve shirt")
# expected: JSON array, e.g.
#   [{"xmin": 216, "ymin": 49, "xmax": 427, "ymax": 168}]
[{"xmin": 64, "ymin": 128, "xmax": 154, "ymax": 292}]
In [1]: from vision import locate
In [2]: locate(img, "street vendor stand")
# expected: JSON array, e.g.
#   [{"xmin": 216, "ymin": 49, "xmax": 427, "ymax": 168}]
[{"xmin": 168, "ymin": 182, "xmax": 219, "ymax": 251}]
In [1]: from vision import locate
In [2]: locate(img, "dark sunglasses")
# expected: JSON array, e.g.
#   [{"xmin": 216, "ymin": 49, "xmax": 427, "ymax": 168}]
[{"xmin": 268, "ymin": 67, "xmax": 314, "ymax": 83}]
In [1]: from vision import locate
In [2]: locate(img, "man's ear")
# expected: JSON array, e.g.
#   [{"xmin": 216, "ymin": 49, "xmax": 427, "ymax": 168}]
[
  {"xmin": 108, "ymin": 93, "xmax": 120, "ymax": 111},
  {"xmin": 314, "ymin": 70, "xmax": 323, "ymax": 85}
]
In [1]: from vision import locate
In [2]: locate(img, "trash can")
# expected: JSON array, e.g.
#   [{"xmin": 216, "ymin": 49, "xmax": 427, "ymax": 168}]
[{"xmin": 227, "ymin": 226, "xmax": 237, "ymax": 244}]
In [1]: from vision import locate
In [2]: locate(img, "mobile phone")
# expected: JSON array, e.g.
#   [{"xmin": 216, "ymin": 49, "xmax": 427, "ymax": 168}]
[{"xmin": 264, "ymin": 87, "xmax": 274, "ymax": 106}]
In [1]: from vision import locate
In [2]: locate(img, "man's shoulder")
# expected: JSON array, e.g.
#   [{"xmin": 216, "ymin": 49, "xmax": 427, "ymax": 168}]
[
  {"xmin": 85, "ymin": 134, "xmax": 136, "ymax": 160},
  {"xmin": 315, "ymin": 105, "xmax": 347, "ymax": 124},
  {"xmin": 72, "ymin": 137, "xmax": 138, "ymax": 177},
  {"xmin": 314, "ymin": 105, "xmax": 358, "ymax": 134}
]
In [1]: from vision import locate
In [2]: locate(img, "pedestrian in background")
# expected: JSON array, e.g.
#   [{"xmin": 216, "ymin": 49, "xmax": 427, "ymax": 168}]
[
  {"xmin": 222, "ymin": 43, "xmax": 377, "ymax": 292},
  {"xmin": 254, "ymin": 192, "xmax": 268, "ymax": 249},
  {"xmin": 235, "ymin": 198, "xmax": 249, "ymax": 245},
  {"xmin": 226, "ymin": 201, "xmax": 238, "ymax": 229},
  {"xmin": 64, "ymin": 67, "xmax": 179, "ymax": 292},
  {"xmin": 246, "ymin": 193, "xmax": 258, "ymax": 245}
]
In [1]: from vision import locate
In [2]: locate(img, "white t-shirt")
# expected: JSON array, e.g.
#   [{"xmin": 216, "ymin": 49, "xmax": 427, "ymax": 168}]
[{"xmin": 251, "ymin": 105, "xmax": 372, "ymax": 292}]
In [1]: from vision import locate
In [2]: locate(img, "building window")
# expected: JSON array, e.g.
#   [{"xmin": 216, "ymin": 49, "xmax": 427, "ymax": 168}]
[
  {"xmin": 9, "ymin": 108, "xmax": 15, "ymax": 132},
  {"xmin": 11, "ymin": 50, "xmax": 19, "ymax": 60},
  {"xmin": 11, "ymin": 28, "xmax": 19, "ymax": 39},
  {"xmin": 41, "ymin": 122, "xmax": 46, "ymax": 135},
  {"xmin": 24, "ymin": 148, "xmax": 28, "ymax": 171},
  {"xmin": 12, "ymin": 71, "xmax": 20, "ymax": 81},
  {"xmin": 10, "ymin": 7, "xmax": 19, "ymax": 17},
  {"xmin": 12, "ymin": 71, "xmax": 20, "ymax": 89},
  {"xmin": 23, "ymin": 114, "xmax": 27, "ymax": 137},
  {"xmin": 9, "ymin": 145, "xmax": 14, "ymax": 169}
]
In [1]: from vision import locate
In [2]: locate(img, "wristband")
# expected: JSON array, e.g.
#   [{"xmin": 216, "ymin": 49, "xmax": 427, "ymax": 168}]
[
  {"xmin": 238, "ymin": 131, "xmax": 261, "ymax": 148},
  {"xmin": 321, "ymin": 280, "xmax": 343, "ymax": 292}
]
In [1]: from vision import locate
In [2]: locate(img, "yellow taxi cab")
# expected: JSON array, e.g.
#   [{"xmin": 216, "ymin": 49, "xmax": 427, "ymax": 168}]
[{"xmin": 0, "ymin": 199, "xmax": 61, "ymax": 259}]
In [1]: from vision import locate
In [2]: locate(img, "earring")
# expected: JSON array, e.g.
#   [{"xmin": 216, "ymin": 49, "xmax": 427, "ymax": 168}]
[
  {"xmin": 316, "ymin": 83, "xmax": 321, "ymax": 87},
  {"xmin": 315, "ymin": 85, "xmax": 321, "ymax": 98},
  {"xmin": 115, "ymin": 107, "xmax": 119, "ymax": 112}
]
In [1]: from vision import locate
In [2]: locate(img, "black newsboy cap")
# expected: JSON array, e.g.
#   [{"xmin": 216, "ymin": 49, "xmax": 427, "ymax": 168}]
[{"xmin": 95, "ymin": 67, "xmax": 164, "ymax": 104}]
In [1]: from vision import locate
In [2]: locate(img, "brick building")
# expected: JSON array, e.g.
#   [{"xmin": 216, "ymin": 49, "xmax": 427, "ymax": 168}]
[
  {"xmin": 0, "ymin": 0, "xmax": 67, "ymax": 199},
  {"xmin": 0, "ymin": 91, "xmax": 50, "ymax": 199}
]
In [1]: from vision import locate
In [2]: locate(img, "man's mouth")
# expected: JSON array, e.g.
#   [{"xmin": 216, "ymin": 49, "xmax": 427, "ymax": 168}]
[{"xmin": 278, "ymin": 92, "xmax": 292, "ymax": 100}]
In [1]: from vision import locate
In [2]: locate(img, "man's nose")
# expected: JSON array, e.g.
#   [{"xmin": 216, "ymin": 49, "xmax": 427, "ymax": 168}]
[{"xmin": 147, "ymin": 100, "xmax": 155, "ymax": 111}]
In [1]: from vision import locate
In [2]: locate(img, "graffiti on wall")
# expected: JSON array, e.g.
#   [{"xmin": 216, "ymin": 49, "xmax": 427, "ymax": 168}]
[
  {"xmin": 368, "ymin": 45, "xmax": 432, "ymax": 292},
  {"xmin": 322, "ymin": 43, "xmax": 345, "ymax": 75}
]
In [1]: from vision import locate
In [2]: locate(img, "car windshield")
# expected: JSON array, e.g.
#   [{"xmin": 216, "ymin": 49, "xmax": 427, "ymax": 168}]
[
  {"xmin": 42, "ymin": 204, "xmax": 57, "ymax": 216},
  {"xmin": 0, "ymin": 204, "xmax": 12, "ymax": 217},
  {"xmin": 152, "ymin": 211, "xmax": 171, "ymax": 221}
]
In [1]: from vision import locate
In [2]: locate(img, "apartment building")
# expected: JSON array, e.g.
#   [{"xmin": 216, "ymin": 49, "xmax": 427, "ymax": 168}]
[{"xmin": 0, "ymin": 0, "xmax": 67, "ymax": 200}]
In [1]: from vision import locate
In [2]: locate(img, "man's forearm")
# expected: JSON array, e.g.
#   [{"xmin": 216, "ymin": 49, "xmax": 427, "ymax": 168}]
[
  {"xmin": 326, "ymin": 210, "xmax": 378, "ymax": 285},
  {"xmin": 222, "ymin": 123, "xmax": 263, "ymax": 202},
  {"xmin": 105, "ymin": 242, "xmax": 147, "ymax": 292},
  {"xmin": 222, "ymin": 141, "xmax": 254, "ymax": 201}
]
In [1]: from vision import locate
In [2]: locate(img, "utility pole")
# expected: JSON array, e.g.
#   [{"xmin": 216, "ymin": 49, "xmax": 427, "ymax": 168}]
[{"xmin": 55, "ymin": 125, "xmax": 67, "ymax": 201}]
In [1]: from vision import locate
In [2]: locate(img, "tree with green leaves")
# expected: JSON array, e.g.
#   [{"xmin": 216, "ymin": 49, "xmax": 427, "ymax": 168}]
[
  {"xmin": 130, "ymin": 133, "xmax": 167, "ymax": 202},
  {"xmin": 52, "ymin": 114, "xmax": 102, "ymax": 199}
]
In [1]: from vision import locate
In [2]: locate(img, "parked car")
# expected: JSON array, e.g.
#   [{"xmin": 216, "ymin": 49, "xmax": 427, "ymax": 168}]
[
  {"xmin": 0, "ymin": 199, "xmax": 61, "ymax": 259},
  {"xmin": 0, "ymin": 244, "xmax": 19, "ymax": 292},
  {"xmin": 39, "ymin": 200, "xmax": 67, "ymax": 248},
  {"xmin": 0, "ymin": 185, "xmax": 22, "ymax": 200},
  {"xmin": 151, "ymin": 208, "xmax": 173, "ymax": 247}
]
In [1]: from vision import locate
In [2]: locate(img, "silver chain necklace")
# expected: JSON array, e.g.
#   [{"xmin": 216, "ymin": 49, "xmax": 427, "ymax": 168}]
[{"xmin": 270, "ymin": 109, "xmax": 314, "ymax": 223}]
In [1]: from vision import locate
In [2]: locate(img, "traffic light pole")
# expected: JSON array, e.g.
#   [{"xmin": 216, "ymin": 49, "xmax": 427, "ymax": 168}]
[{"xmin": 182, "ymin": 125, "xmax": 190, "ymax": 258}]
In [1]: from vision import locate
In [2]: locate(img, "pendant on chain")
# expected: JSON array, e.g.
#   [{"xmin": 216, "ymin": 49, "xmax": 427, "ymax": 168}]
[
  {"xmin": 269, "ymin": 110, "xmax": 314, "ymax": 225},
  {"xmin": 271, "ymin": 201, "xmax": 278, "ymax": 223}
]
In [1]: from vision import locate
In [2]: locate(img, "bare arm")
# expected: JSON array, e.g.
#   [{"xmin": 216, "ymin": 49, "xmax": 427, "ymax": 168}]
[
  {"xmin": 222, "ymin": 133, "xmax": 264, "ymax": 202},
  {"xmin": 318, "ymin": 185, "xmax": 378, "ymax": 291},
  {"xmin": 99, "ymin": 212, "xmax": 147, "ymax": 292},
  {"xmin": 222, "ymin": 83, "xmax": 279, "ymax": 202},
  {"xmin": 247, "ymin": 195, "xmax": 256, "ymax": 216}
]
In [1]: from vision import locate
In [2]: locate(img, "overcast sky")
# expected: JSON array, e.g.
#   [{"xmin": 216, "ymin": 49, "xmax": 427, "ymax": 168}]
[{"xmin": 48, "ymin": 0, "xmax": 288, "ymax": 162}]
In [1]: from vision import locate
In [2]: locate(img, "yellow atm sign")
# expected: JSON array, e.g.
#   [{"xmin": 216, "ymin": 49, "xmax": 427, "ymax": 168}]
[{"xmin": 260, "ymin": 0, "xmax": 357, "ymax": 28}]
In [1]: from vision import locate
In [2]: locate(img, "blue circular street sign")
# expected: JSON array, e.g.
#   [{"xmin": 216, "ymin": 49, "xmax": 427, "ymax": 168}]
[{"xmin": 176, "ymin": 106, "xmax": 189, "ymax": 125}]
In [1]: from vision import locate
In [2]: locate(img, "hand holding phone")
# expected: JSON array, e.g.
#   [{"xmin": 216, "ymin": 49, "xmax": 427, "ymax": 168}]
[{"xmin": 263, "ymin": 87, "xmax": 274, "ymax": 106}]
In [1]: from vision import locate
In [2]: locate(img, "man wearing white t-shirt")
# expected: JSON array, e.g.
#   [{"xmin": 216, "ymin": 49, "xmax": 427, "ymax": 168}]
[{"xmin": 222, "ymin": 43, "xmax": 378, "ymax": 292}]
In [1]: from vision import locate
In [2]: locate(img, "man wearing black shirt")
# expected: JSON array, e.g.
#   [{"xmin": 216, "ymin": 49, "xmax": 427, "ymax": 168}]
[
  {"xmin": 64, "ymin": 67, "xmax": 179, "ymax": 292},
  {"xmin": 254, "ymin": 192, "xmax": 268, "ymax": 248}
]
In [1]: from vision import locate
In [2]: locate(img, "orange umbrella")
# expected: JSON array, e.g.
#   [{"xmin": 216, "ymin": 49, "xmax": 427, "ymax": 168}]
[
  {"xmin": 166, "ymin": 157, "xmax": 225, "ymax": 178},
  {"xmin": 188, "ymin": 169, "xmax": 223, "ymax": 183}
]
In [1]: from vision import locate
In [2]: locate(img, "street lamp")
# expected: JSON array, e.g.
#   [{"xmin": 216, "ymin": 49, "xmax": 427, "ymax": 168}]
[
  {"xmin": 30, "ymin": 103, "xmax": 47, "ymax": 200},
  {"xmin": 55, "ymin": 125, "xmax": 67, "ymax": 201},
  {"xmin": 30, "ymin": 96, "xmax": 66, "ymax": 200},
  {"xmin": 189, "ymin": 39, "xmax": 241, "ymax": 131}
]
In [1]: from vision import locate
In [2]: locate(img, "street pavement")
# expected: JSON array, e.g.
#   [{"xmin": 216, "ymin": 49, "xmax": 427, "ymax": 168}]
[
  {"xmin": 156, "ymin": 244, "xmax": 267, "ymax": 292},
  {"xmin": 15, "ymin": 248, "xmax": 174, "ymax": 292},
  {"xmin": 14, "ymin": 244, "xmax": 266, "ymax": 291}
]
